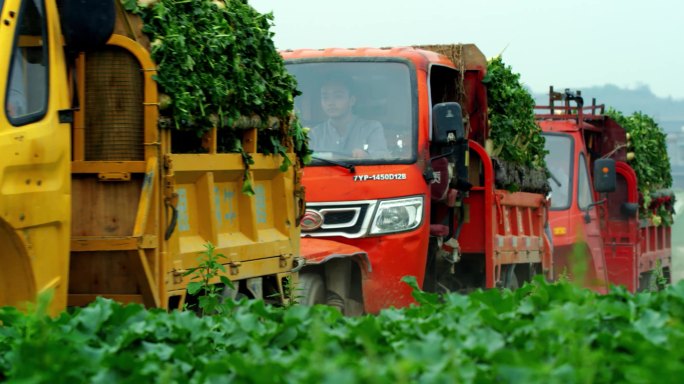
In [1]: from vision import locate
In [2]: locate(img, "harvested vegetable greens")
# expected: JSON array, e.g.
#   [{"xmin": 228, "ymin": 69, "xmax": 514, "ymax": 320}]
[
  {"xmin": 483, "ymin": 56, "xmax": 548, "ymax": 193},
  {"xmin": 120, "ymin": 0, "xmax": 311, "ymax": 169},
  {"xmin": 606, "ymin": 108, "xmax": 674, "ymax": 225}
]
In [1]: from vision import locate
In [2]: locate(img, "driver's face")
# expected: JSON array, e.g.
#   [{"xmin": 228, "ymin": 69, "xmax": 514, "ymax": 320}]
[{"xmin": 320, "ymin": 83, "xmax": 355, "ymax": 119}]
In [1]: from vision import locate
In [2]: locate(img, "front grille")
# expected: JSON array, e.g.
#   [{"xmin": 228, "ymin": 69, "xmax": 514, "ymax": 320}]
[
  {"xmin": 303, "ymin": 201, "xmax": 377, "ymax": 238},
  {"xmin": 322, "ymin": 210, "xmax": 357, "ymax": 225}
]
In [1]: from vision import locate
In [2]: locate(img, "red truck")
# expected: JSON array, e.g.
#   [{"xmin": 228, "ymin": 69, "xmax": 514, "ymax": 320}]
[
  {"xmin": 536, "ymin": 88, "xmax": 672, "ymax": 292},
  {"xmin": 282, "ymin": 44, "xmax": 552, "ymax": 314}
]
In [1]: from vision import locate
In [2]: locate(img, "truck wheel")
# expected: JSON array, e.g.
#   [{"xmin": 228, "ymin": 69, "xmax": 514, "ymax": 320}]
[
  {"xmin": 638, "ymin": 269, "xmax": 670, "ymax": 292},
  {"xmin": 502, "ymin": 265, "xmax": 520, "ymax": 290},
  {"xmin": 297, "ymin": 272, "xmax": 326, "ymax": 306},
  {"xmin": 638, "ymin": 271, "xmax": 657, "ymax": 292},
  {"xmin": 660, "ymin": 266, "xmax": 672, "ymax": 288}
]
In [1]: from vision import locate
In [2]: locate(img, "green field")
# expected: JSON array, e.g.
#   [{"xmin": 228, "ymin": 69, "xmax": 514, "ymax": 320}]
[
  {"xmin": 2, "ymin": 278, "xmax": 684, "ymax": 383},
  {"xmin": 671, "ymin": 191, "xmax": 684, "ymax": 282},
  {"xmin": 1, "ymin": 199, "xmax": 683, "ymax": 382}
]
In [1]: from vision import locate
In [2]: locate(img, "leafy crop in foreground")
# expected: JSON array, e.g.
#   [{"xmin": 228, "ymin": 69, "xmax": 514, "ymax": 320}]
[{"xmin": 2, "ymin": 278, "xmax": 684, "ymax": 383}]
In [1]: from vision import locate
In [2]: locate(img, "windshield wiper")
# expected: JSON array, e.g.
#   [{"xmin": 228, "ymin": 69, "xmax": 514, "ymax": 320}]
[
  {"xmin": 548, "ymin": 171, "xmax": 562, "ymax": 187},
  {"xmin": 311, "ymin": 156, "xmax": 356, "ymax": 173}
]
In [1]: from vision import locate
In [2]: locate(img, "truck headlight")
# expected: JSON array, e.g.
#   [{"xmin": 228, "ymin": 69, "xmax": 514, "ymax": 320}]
[{"xmin": 369, "ymin": 196, "xmax": 424, "ymax": 235}]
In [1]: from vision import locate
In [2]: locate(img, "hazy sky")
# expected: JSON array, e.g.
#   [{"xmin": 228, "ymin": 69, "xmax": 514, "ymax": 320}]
[{"xmin": 250, "ymin": 0, "xmax": 684, "ymax": 100}]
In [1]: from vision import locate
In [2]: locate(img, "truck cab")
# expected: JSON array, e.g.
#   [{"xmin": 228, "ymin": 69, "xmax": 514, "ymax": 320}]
[
  {"xmin": 537, "ymin": 88, "xmax": 671, "ymax": 292},
  {"xmin": 284, "ymin": 45, "xmax": 552, "ymax": 314},
  {"xmin": 542, "ymin": 122, "xmax": 612, "ymax": 289},
  {"xmin": 284, "ymin": 50, "xmax": 433, "ymax": 314}
]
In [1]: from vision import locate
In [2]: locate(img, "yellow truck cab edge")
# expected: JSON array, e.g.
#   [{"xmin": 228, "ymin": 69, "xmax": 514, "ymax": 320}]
[
  {"xmin": 1, "ymin": 0, "xmax": 71, "ymax": 312},
  {"xmin": 1, "ymin": 0, "xmax": 302, "ymax": 314}
]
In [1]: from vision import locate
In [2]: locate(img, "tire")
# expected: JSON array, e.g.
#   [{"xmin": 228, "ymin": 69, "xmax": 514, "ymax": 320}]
[
  {"xmin": 519, "ymin": 263, "xmax": 542, "ymax": 284},
  {"xmin": 638, "ymin": 271, "xmax": 655, "ymax": 292},
  {"xmin": 502, "ymin": 265, "xmax": 520, "ymax": 290},
  {"xmin": 639, "ymin": 269, "xmax": 670, "ymax": 292},
  {"xmin": 661, "ymin": 267, "xmax": 672, "ymax": 289},
  {"xmin": 297, "ymin": 272, "xmax": 326, "ymax": 306}
]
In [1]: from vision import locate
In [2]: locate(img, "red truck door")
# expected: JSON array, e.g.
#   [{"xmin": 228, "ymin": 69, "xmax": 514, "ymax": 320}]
[
  {"xmin": 577, "ymin": 152, "xmax": 609, "ymax": 289},
  {"xmin": 603, "ymin": 162, "xmax": 640, "ymax": 291}
]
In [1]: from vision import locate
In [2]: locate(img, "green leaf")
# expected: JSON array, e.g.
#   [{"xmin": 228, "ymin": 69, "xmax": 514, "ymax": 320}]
[
  {"xmin": 121, "ymin": 0, "xmax": 138, "ymax": 12},
  {"xmin": 187, "ymin": 281, "xmax": 203, "ymax": 295},
  {"xmin": 241, "ymin": 179, "xmax": 255, "ymax": 196},
  {"xmin": 272, "ymin": 326, "xmax": 298, "ymax": 348}
]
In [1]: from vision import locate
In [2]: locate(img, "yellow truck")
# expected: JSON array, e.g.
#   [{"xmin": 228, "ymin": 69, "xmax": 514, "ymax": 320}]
[{"xmin": 0, "ymin": 0, "xmax": 303, "ymax": 314}]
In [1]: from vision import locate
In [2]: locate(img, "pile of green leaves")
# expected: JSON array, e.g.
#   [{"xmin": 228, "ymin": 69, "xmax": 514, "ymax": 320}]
[
  {"xmin": 606, "ymin": 108, "xmax": 674, "ymax": 224},
  {"xmin": 482, "ymin": 57, "xmax": 547, "ymax": 178},
  {"xmin": 122, "ymin": 0, "xmax": 294, "ymax": 130},
  {"xmin": 121, "ymin": 0, "xmax": 311, "ymax": 165},
  {"xmin": 3, "ymin": 277, "xmax": 684, "ymax": 383}
]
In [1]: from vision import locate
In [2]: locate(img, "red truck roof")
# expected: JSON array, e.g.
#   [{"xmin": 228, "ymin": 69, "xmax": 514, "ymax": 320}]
[
  {"xmin": 281, "ymin": 44, "xmax": 487, "ymax": 73},
  {"xmin": 281, "ymin": 44, "xmax": 490, "ymax": 143},
  {"xmin": 535, "ymin": 88, "xmax": 629, "ymax": 163}
]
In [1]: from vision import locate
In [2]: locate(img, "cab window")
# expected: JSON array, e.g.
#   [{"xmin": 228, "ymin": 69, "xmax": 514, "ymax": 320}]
[
  {"xmin": 543, "ymin": 133, "xmax": 574, "ymax": 210},
  {"xmin": 5, "ymin": 0, "xmax": 48, "ymax": 126},
  {"xmin": 577, "ymin": 153, "xmax": 594, "ymax": 210},
  {"xmin": 286, "ymin": 61, "xmax": 416, "ymax": 165}
]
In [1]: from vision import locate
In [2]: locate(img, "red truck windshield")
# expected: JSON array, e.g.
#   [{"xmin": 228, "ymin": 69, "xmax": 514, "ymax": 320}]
[
  {"xmin": 544, "ymin": 133, "xmax": 574, "ymax": 210},
  {"xmin": 286, "ymin": 61, "xmax": 415, "ymax": 165}
]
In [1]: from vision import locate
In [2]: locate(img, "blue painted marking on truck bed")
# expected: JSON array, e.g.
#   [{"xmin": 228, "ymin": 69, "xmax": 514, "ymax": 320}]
[
  {"xmin": 214, "ymin": 186, "xmax": 222, "ymax": 225},
  {"xmin": 223, "ymin": 189, "xmax": 236, "ymax": 223},
  {"xmin": 176, "ymin": 187, "xmax": 190, "ymax": 232},
  {"xmin": 255, "ymin": 184, "xmax": 267, "ymax": 224}
]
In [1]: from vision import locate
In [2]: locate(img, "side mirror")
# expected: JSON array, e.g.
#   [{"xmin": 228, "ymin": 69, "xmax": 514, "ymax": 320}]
[
  {"xmin": 59, "ymin": 0, "xmax": 115, "ymax": 52},
  {"xmin": 593, "ymin": 158, "xmax": 616, "ymax": 193},
  {"xmin": 432, "ymin": 102, "xmax": 464, "ymax": 146}
]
